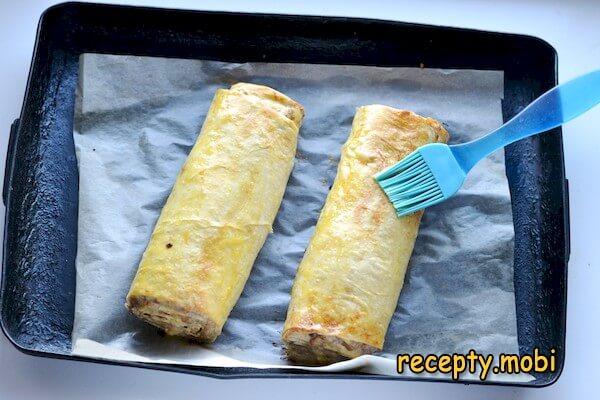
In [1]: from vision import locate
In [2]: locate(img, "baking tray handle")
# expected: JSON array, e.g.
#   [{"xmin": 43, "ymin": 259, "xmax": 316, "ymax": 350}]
[
  {"xmin": 564, "ymin": 178, "xmax": 571, "ymax": 261},
  {"xmin": 3, "ymin": 119, "xmax": 20, "ymax": 206}
]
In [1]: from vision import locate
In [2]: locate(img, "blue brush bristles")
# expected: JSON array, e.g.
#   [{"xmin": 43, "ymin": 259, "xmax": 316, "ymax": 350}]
[{"xmin": 374, "ymin": 150, "xmax": 444, "ymax": 217}]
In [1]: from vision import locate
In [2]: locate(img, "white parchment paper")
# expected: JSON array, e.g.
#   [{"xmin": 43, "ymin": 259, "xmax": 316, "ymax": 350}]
[{"xmin": 72, "ymin": 53, "xmax": 525, "ymax": 382}]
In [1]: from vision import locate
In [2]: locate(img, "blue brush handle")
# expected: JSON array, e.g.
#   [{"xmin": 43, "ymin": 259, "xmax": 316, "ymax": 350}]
[{"xmin": 451, "ymin": 70, "xmax": 600, "ymax": 172}]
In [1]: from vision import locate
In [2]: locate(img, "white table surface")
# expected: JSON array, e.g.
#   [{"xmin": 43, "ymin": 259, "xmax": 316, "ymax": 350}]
[{"xmin": 1, "ymin": 0, "xmax": 598, "ymax": 398}]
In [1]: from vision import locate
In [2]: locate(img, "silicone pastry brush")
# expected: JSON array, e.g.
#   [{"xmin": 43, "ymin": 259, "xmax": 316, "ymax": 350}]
[{"xmin": 375, "ymin": 70, "xmax": 600, "ymax": 216}]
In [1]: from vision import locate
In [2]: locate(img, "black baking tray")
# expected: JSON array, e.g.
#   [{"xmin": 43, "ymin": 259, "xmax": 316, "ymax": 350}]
[{"xmin": 0, "ymin": 2, "xmax": 569, "ymax": 387}]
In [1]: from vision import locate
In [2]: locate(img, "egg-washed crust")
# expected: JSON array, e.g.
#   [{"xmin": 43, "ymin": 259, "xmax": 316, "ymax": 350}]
[
  {"xmin": 126, "ymin": 83, "xmax": 304, "ymax": 343},
  {"xmin": 282, "ymin": 105, "xmax": 448, "ymax": 365}
]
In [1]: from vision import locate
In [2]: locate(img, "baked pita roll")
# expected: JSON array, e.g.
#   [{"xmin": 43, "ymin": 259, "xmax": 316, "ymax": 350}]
[
  {"xmin": 127, "ymin": 83, "xmax": 303, "ymax": 342},
  {"xmin": 282, "ymin": 105, "xmax": 448, "ymax": 365}
]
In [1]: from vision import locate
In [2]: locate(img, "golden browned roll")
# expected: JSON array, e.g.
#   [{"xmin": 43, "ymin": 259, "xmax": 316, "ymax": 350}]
[
  {"xmin": 282, "ymin": 105, "xmax": 448, "ymax": 365},
  {"xmin": 126, "ymin": 83, "xmax": 304, "ymax": 342}
]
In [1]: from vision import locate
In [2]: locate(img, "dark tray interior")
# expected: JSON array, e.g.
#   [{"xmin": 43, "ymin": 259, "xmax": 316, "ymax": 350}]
[{"xmin": 0, "ymin": 2, "xmax": 569, "ymax": 386}]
